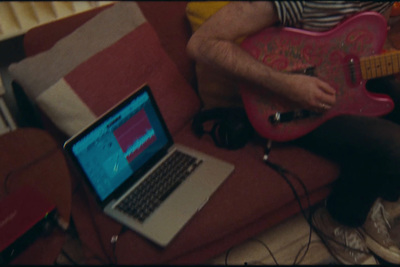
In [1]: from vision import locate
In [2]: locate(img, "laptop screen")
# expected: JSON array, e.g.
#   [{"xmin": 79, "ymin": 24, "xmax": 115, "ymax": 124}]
[{"xmin": 67, "ymin": 86, "xmax": 171, "ymax": 202}]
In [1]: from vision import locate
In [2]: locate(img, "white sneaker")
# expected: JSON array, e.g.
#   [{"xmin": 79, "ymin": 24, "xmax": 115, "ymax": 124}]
[
  {"xmin": 361, "ymin": 198, "xmax": 400, "ymax": 264},
  {"xmin": 381, "ymin": 198, "xmax": 400, "ymax": 220},
  {"xmin": 312, "ymin": 207, "xmax": 378, "ymax": 265}
]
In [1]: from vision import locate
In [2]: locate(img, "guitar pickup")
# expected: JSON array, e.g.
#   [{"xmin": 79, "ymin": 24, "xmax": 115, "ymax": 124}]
[
  {"xmin": 269, "ymin": 110, "xmax": 322, "ymax": 125},
  {"xmin": 290, "ymin": 66, "xmax": 316, "ymax": 77}
]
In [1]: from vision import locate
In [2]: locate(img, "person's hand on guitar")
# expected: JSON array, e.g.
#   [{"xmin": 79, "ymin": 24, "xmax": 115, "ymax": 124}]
[{"xmin": 281, "ymin": 73, "xmax": 337, "ymax": 112}]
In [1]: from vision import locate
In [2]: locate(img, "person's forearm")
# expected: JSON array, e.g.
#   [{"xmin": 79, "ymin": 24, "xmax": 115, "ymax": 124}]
[
  {"xmin": 187, "ymin": 36, "xmax": 290, "ymax": 96},
  {"xmin": 186, "ymin": 1, "xmax": 336, "ymax": 110},
  {"xmin": 186, "ymin": 2, "xmax": 288, "ymax": 95}
]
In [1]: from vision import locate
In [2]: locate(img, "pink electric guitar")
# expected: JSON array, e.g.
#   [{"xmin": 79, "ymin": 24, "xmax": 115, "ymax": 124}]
[{"xmin": 240, "ymin": 12, "xmax": 399, "ymax": 142}]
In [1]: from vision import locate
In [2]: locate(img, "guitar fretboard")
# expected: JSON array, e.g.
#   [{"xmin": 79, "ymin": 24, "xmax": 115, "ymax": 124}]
[{"xmin": 360, "ymin": 51, "xmax": 400, "ymax": 80}]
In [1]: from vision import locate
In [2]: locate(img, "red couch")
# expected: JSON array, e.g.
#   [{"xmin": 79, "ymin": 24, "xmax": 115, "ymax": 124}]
[{"xmin": 13, "ymin": 2, "xmax": 339, "ymax": 264}]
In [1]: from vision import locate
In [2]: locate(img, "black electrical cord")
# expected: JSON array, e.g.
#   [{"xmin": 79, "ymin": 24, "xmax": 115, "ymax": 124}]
[
  {"xmin": 76, "ymin": 177, "xmax": 130, "ymax": 265},
  {"xmin": 263, "ymin": 140, "xmax": 373, "ymax": 264},
  {"xmin": 263, "ymin": 160, "xmax": 313, "ymax": 265},
  {"xmin": 54, "ymin": 176, "xmax": 117, "ymax": 265},
  {"xmin": 55, "ymin": 158, "xmax": 129, "ymax": 265},
  {"xmin": 263, "ymin": 140, "xmax": 313, "ymax": 265},
  {"xmin": 224, "ymin": 237, "xmax": 279, "ymax": 265},
  {"xmin": 110, "ymin": 225, "xmax": 128, "ymax": 264},
  {"xmin": 59, "ymin": 248, "xmax": 79, "ymax": 265},
  {"xmin": 224, "ymin": 140, "xmax": 313, "ymax": 266},
  {"xmin": 80, "ymin": 182, "xmax": 118, "ymax": 265},
  {"xmin": 250, "ymin": 238, "xmax": 279, "ymax": 265},
  {"xmin": 57, "ymin": 214, "xmax": 109, "ymax": 265}
]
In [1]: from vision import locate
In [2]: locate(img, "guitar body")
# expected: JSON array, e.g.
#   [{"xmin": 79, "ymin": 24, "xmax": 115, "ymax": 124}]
[{"xmin": 240, "ymin": 12, "xmax": 395, "ymax": 142}]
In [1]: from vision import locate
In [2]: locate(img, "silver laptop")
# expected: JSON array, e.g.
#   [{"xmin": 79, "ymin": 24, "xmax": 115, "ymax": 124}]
[{"xmin": 64, "ymin": 84, "xmax": 234, "ymax": 246}]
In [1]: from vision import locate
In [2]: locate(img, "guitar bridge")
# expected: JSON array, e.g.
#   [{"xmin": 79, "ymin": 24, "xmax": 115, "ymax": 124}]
[{"xmin": 269, "ymin": 110, "xmax": 322, "ymax": 125}]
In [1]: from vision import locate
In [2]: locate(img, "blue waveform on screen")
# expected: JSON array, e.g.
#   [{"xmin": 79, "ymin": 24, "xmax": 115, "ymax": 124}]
[{"xmin": 124, "ymin": 128, "xmax": 155, "ymax": 158}]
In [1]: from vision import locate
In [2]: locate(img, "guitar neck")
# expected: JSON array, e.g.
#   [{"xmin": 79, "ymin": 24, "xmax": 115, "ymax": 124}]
[{"xmin": 360, "ymin": 50, "xmax": 400, "ymax": 80}]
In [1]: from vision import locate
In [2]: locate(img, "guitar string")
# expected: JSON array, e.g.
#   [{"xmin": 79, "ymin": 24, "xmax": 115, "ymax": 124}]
[
  {"xmin": 287, "ymin": 54, "xmax": 400, "ymax": 81},
  {"xmin": 266, "ymin": 51, "xmax": 400, "ymax": 78}
]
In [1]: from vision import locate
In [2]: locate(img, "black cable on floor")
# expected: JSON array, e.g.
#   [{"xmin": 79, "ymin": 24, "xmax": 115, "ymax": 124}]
[
  {"xmin": 264, "ymin": 141, "xmax": 374, "ymax": 264},
  {"xmin": 58, "ymin": 218, "xmax": 108, "ymax": 265},
  {"xmin": 59, "ymin": 248, "xmax": 79, "ymax": 265},
  {"xmin": 263, "ymin": 140, "xmax": 313, "ymax": 265},
  {"xmin": 224, "ymin": 237, "xmax": 279, "ymax": 266}
]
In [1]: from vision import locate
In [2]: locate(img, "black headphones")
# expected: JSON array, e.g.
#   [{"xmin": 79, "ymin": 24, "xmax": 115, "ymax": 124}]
[{"xmin": 191, "ymin": 107, "xmax": 254, "ymax": 150}]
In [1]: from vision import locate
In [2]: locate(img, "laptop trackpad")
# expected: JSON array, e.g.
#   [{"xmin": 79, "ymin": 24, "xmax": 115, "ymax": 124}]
[{"xmin": 164, "ymin": 175, "xmax": 211, "ymax": 216}]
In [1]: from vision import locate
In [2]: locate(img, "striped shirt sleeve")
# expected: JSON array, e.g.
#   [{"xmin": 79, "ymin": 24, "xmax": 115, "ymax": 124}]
[
  {"xmin": 274, "ymin": 1, "xmax": 305, "ymax": 27},
  {"xmin": 273, "ymin": 1, "xmax": 394, "ymax": 32}
]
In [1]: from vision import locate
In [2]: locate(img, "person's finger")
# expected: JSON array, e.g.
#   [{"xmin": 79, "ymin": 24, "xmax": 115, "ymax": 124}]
[{"xmin": 317, "ymin": 79, "xmax": 336, "ymax": 95}]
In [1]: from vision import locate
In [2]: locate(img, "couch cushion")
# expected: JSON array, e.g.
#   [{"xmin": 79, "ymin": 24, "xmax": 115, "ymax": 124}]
[
  {"xmin": 22, "ymin": 5, "xmax": 112, "ymax": 57},
  {"xmin": 186, "ymin": 1, "xmax": 230, "ymax": 32},
  {"xmin": 137, "ymin": 1, "xmax": 197, "ymax": 88},
  {"xmin": 9, "ymin": 2, "xmax": 200, "ymax": 137},
  {"xmin": 22, "ymin": 2, "xmax": 197, "ymax": 90},
  {"xmin": 9, "ymin": 2, "xmax": 143, "ymax": 100}
]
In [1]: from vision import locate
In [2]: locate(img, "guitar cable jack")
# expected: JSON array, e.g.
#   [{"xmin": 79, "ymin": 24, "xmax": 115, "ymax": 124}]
[{"xmin": 263, "ymin": 139, "xmax": 273, "ymax": 162}]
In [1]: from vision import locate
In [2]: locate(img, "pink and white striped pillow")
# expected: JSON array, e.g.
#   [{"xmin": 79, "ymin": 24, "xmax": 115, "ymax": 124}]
[{"xmin": 9, "ymin": 2, "xmax": 200, "ymax": 137}]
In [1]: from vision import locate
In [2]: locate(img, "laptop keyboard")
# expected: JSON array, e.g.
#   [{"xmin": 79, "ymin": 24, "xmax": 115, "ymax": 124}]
[{"xmin": 116, "ymin": 150, "xmax": 203, "ymax": 222}]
